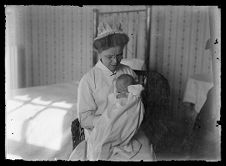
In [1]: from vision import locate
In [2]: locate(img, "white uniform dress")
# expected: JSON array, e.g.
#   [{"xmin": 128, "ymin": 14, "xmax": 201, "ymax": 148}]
[
  {"xmin": 69, "ymin": 60, "xmax": 155, "ymax": 161},
  {"xmin": 77, "ymin": 60, "xmax": 137, "ymax": 139}
]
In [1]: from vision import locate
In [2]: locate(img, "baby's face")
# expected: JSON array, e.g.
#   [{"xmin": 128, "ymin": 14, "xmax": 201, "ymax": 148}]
[{"xmin": 116, "ymin": 79, "xmax": 129, "ymax": 93}]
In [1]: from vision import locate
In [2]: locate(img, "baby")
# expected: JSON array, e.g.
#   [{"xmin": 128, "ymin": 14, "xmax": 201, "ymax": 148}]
[
  {"xmin": 114, "ymin": 74, "xmax": 140, "ymax": 108},
  {"xmin": 87, "ymin": 74, "xmax": 144, "ymax": 161},
  {"xmin": 115, "ymin": 74, "xmax": 136, "ymax": 99}
]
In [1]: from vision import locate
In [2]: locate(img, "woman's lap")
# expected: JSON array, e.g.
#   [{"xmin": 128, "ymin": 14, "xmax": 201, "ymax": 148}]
[
  {"xmin": 68, "ymin": 129, "xmax": 155, "ymax": 161},
  {"xmin": 129, "ymin": 129, "xmax": 156, "ymax": 161}
]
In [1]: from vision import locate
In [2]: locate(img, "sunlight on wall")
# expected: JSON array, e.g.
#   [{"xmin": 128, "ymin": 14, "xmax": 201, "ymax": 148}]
[{"xmin": 26, "ymin": 108, "xmax": 67, "ymax": 151}]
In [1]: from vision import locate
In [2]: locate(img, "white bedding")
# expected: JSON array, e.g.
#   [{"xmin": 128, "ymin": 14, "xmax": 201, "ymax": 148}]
[{"xmin": 6, "ymin": 82, "xmax": 78, "ymax": 160}]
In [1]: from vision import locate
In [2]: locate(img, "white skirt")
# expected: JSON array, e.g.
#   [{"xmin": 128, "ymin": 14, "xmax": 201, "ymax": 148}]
[{"xmin": 68, "ymin": 129, "xmax": 156, "ymax": 161}]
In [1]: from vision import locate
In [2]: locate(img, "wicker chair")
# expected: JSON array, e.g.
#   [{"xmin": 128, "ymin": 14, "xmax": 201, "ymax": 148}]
[
  {"xmin": 140, "ymin": 71, "xmax": 172, "ymax": 153},
  {"xmin": 71, "ymin": 118, "xmax": 85, "ymax": 150}
]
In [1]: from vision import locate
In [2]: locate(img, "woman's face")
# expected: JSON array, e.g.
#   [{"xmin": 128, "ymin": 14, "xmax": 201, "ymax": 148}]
[{"xmin": 99, "ymin": 46, "xmax": 123, "ymax": 72}]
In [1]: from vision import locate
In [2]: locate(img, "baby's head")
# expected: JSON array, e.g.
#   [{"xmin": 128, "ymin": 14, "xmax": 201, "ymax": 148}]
[{"xmin": 116, "ymin": 74, "xmax": 136, "ymax": 93}]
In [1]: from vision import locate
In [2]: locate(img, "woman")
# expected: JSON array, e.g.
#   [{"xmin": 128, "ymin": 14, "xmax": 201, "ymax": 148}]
[{"xmin": 69, "ymin": 21, "xmax": 155, "ymax": 161}]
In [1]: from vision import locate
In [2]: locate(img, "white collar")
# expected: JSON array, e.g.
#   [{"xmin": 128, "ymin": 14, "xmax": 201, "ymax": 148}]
[{"xmin": 95, "ymin": 60, "xmax": 117, "ymax": 76}]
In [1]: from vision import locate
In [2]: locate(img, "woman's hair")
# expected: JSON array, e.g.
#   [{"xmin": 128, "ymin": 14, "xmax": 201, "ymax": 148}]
[{"xmin": 93, "ymin": 33, "xmax": 129, "ymax": 53}]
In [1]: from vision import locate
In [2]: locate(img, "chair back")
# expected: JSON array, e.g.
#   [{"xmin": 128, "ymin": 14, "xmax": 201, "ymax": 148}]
[
  {"xmin": 134, "ymin": 70, "xmax": 170, "ymax": 120},
  {"xmin": 136, "ymin": 70, "xmax": 171, "ymax": 149}
]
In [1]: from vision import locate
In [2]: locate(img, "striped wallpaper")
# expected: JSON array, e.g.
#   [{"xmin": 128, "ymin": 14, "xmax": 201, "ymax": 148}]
[
  {"xmin": 149, "ymin": 6, "xmax": 212, "ymax": 119},
  {"xmin": 30, "ymin": 6, "xmax": 94, "ymax": 86},
  {"xmin": 7, "ymin": 6, "xmax": 94, "ymax": 87}
]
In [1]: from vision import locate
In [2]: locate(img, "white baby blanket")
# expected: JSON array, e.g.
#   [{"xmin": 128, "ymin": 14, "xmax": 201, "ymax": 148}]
[{"xmin": 87, "ymin": 84, "xmax": 144, "ymax": 161}]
